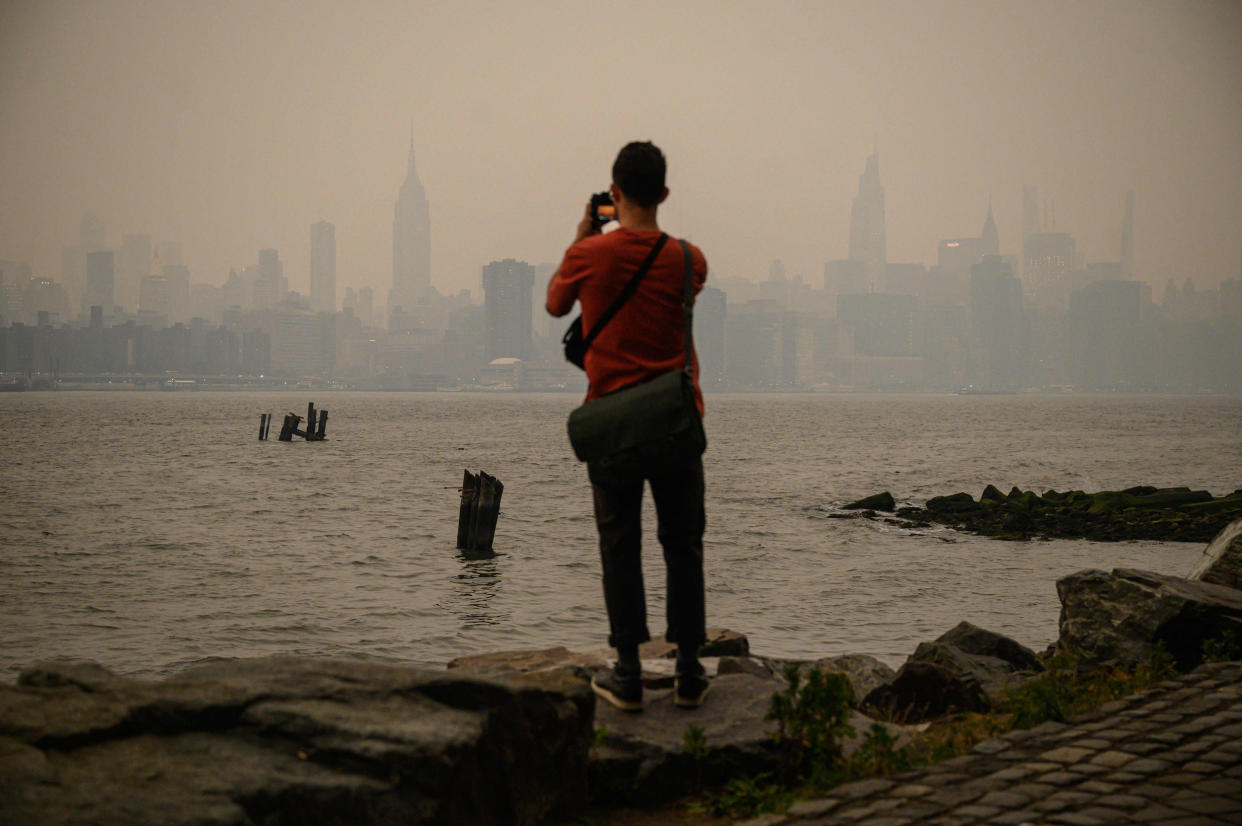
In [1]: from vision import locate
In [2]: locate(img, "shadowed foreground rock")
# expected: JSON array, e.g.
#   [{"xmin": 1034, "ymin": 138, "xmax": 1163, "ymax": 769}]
[
  {"xmin": 863, "ymin": 622, "xmax": 1043, "ymax": 723},
  {"xmin": 0, "ymin": 656, "xmax": 593, "ymax": 826},
  {"xmin": 1056, "ymin": 567, "xmax": 1242, "ymax": 671}
]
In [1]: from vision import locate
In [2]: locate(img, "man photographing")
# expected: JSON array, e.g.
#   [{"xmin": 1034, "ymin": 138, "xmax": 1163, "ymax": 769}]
[{"xmin": 546, "ymin": 141, "xmax": 710, "ymax": 711}]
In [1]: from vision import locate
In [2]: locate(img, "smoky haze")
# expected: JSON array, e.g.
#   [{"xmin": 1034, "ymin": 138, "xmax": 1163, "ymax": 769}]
[{"xmin": 1, "ymin": 0, "xmax": 1239, "ymax": 297}]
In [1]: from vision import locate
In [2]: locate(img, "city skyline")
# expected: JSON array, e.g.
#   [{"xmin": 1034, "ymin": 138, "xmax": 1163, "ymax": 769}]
[{"xmin": 0, "ymin": 1, "xmax": 1239, "ymax": 301}]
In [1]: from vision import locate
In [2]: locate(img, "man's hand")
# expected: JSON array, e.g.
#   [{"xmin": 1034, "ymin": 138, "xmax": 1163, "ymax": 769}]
[{"xmin": 572, "ymin": 201, "xmax": 597, "ymax": 245}]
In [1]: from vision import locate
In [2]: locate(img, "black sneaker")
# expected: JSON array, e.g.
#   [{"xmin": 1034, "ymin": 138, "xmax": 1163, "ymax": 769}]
[
  {"xmin": 675, "ymin": 662, "xmax": 710, "ymax": 708},
  {"xmin": 592, "ymin": 666, "xmax": 643, "ymax": 712}
]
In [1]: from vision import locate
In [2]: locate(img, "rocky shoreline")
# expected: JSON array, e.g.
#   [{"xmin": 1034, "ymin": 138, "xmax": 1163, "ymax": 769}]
[
  {"xmin": 3, "ymin": 520, "xmax": 1240, "ymax": 824},
  {"xmin": 841, "ymin": 486, "xmax": 1242, "ymax": 542}
]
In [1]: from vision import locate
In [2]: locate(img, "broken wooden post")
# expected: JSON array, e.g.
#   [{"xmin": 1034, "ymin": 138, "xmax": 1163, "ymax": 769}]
[
  {"xmin": 264, "ymin": 412, "xmax": 273, "ymax": 440},
  {"xmin": 457, "ymin": 470, "xmax": 477, "ymax": 549},
  {"xmin": 456, "ymin": 470, "xmax": 504, "ymax": 554},
  {"xmin": 315, "ymin": 410, "xmax": 328, "ymax": 440},
  {"xmin": 259, "ymin": 413, "xmax": 268, "ymax": 441},
  {"xmin": 277, "ymin": 413, "xmax": 299, "ymax": 441}
]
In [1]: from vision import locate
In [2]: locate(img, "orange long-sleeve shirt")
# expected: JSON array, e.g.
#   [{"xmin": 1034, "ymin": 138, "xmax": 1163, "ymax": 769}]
[{"xmin": 547, "ymin": 227, "xmax": 708, "ymax": 413}]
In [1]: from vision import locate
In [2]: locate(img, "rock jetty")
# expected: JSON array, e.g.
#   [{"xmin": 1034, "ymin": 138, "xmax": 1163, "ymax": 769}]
[{"xmin": 844, "ymin": 485, "xmax": 1242, "ymax": 541}]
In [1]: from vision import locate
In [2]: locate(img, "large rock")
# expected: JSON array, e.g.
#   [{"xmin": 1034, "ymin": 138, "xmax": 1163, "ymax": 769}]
[
  {"xmin": 0, "ymin": 656, "xmax": 593, "ymax": 826},
  {"xmin": 843, "ymin": 492, "xmax": 896, "ymax": 512},
  {"xmin": 1190, "ymin": 518, "xmax": 1242, "ymax": 590},
  {"xmin": 1056, "ymin": 568, "xmax": 1242, "ymax": 671},
  {"xmin": 862, "ymin": 623, "xmax": 1042, "ymax": 723}
]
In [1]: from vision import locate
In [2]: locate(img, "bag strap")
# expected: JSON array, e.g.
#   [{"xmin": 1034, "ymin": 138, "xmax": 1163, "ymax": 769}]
[
  {"xmin": 581, "ymin": 233, "xmax": 669, "ymax": 354},
  {"xmin": 679, "ymin": 239, "xmax": 695, "ymax": 373}
]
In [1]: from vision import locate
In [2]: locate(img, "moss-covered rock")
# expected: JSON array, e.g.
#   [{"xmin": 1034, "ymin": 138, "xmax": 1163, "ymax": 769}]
[{"xmin": 858, "ymin": 486, "xmax": 1242, "ymax": 542}]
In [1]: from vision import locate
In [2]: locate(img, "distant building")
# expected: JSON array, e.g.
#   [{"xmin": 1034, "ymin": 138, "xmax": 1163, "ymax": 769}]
[
  {"xmin": 848, "ymin": 152, "xmax": 886, "ymax": 290},
  {"xmin": 391, "ymin": 131, "xmax": 431, "ymax": 317},
  {"xmin": 1069, "ymin": 279, "xmax": 1143, "ymax": 390},
  {"xmin": 1023, "ymin": 232, "xmax": 1076, "ymax": 308},
  {"xmin": 84, "ymin": 250, "xmax": 115, "ymax": 317},
  {"xmin": 696, "ymin": 286, "xmax": 727, "ymax": 389},
  {"xmin": 252, "ymin": 248, "xmax": 283, "ymax": 309},
  {"xmin": 138, "ymin": 271, "xmax": 171, "ymax": 324},
  {"xmin": 1121, "ymin": 191, "xmax": 1134, "ymax": 280},
  {"xmin": 837, "ymin": 292, "xmax": 916, "ymax": 357},
  {"xmin": 118, "ymin": 234, "xmax": 151, "ymax": 312},
  {"xmin": 726, "ymin": 299, "xmax": 784, "ymax": 387},
  {"xmin": 482, "ymin": 259, "xmax": 534, "ymax": 362},
  {"xmin": 310, "ymin": 220, "xmax": 336, "ymax": 314},
  {"xmin": 883, "ymin": 263, "xmax": 925, "ymax": 296},
  {"xmin": 969, "ymin": 255, "xmax": 1025, "ymax": 390},
  {"xmin": 824, "ymin": 259, "xmax": 869, "ymax": 312},
  {"xmin": 937, "ymin": 204, "xmax": 1000, "ymax": 281},
  {"xmin": 163, "ymin": 264, "xmax": 190, "ymax": 323}
]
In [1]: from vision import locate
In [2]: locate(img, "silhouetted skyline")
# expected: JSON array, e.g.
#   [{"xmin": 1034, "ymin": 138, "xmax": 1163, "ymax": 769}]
[{"xmin": 1, "ymin": 1, "xmax": 1239, "ymax": 300}]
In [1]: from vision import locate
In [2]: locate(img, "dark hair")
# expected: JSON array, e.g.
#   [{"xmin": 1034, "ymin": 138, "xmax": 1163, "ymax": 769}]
[{"xmin": 611, "ymin": 141, "xmax": 666, "ymax": 209}]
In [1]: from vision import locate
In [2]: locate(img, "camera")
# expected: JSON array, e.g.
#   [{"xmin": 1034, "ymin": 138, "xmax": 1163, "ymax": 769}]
[{"xmin": 590, "ymin": 191, "xmax": 616, "ymax": 227}]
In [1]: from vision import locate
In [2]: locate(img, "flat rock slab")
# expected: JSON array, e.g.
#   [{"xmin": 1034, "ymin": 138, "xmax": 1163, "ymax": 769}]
[
  {"xmin": 591, "ymin": 673, "xmax": 910, "ymax": 806},
  {"xmin": 0, "ymin": 656, "xmax": 593, "ymax": 826}
]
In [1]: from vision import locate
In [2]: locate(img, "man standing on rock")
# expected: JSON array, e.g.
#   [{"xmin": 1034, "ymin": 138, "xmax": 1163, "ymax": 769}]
[{"xmin": 546, "ymin": 141, "xmax": 710, "ymax": 711}]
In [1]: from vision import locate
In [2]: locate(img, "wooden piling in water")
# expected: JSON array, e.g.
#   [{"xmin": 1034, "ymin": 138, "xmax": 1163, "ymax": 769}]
[
  {"xmin": 457, "ymin": 470, "xmax": 477, "ymax": 549},
  {"xmin": 259, "ymin": 413, "xmax": 268, "ymax": 441},
  {"xmin": 277, "ymin": 413, "xmax": 298, "ymax": 441},
  {"xmin": 315, "ymin": 410, "xmax": 328, "ymax": 440},
  {"xmin": 457, "ymin": 470, "xmax": 503, "ymax": 554}
]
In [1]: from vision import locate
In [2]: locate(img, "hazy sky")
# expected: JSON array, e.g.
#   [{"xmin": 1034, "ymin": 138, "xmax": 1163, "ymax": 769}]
[{"xmin": 2, "ymin": 0, "xmax": 1239, "ymax": 301}]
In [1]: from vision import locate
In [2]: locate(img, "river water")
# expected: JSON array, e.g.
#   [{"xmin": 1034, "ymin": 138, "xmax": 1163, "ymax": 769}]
[{"xmin": 2, "ymin": 392, "xmax": 1238, "ymax": 679}]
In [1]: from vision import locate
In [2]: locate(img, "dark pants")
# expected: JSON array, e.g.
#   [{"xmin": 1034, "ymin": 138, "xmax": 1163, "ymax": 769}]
[{"xmin": 589, "ymin": 457, "xmax": 706, "ymax": 652}]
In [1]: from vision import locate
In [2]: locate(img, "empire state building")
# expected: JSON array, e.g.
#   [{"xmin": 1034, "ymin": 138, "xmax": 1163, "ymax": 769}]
[{"xmin": 391, "ymin": 132, "xmax": 430, "ymax": 313}]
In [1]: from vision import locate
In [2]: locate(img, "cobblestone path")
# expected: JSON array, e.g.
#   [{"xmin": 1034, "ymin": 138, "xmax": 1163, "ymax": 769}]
[{"xmin": 745, "ymin": 660, "xmax": 1242, "ymax": 826}]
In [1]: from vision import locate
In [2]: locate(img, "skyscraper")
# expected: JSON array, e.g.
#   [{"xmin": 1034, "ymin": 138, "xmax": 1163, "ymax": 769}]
[
  {"xmin": 118, "ymin": 234, "xmax": 151, "ymax": 312},
  {"xmin": 980, "ymin": 201, "xmax": 999, "ymax": 257},
  {"xmin": 253, "ymin": 248, "xmax": 283, "ymax": 309},
  {"xmin": 1121, "ymin": 191, "xmax": 1134, "ymax": 280},
  {"xmin": 848, "ymin": 152, "xmax": 886, "ymax": 291},
  {"xmin": 310, "ymin": 220, "xmax": 336, "ymax": 314},
  {"xmin": 391, "ymin": 130, "xmax": 430, "ymax": 317},
  {"xmin": 482, "ymin": 259, "xmax": 534, "ymax": 362}
]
